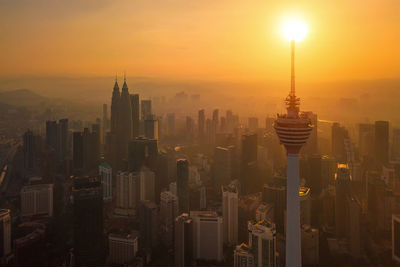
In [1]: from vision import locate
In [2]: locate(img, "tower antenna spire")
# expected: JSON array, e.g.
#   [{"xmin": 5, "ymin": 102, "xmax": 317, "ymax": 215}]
[{"xmin": 124, "ymin": 71, "xmax": 126, "ymax": 82}]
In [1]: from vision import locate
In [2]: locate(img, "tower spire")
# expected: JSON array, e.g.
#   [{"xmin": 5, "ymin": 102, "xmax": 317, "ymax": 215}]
[{"xmin": 286, "ymin": 40, "xmax": 300, "ymax": 118}]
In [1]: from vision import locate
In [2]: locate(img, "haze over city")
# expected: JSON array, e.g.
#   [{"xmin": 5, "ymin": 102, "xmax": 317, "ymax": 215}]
[{"xmin": 0, "ymin": 1, "xmax": 400, "ymax": 267}]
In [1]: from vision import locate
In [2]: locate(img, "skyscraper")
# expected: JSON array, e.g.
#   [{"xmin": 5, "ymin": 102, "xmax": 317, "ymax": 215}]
[
  {"xmin": 177, "ymin": 159, "xmax": 189, "ymax": 213},
  {"xmin": 335, "ymin": 164, "xmax": 351, "ymax": 237},
  {"xmin": 198, "ymin": 109, "xmax": 205, "ymax": 141},
  {"xmin": 241, "ymin": 133, "xmax": 258, "ymax": 194},
  {"xmin": 175, "ymin": 213, "xmax": 193, "ymax": 267},
  {"xmin": 274, "ymin": 39, "xmax": 313, "ymax": 267},
  {"xmin": 190, "ymin": 211, "xmax": 224, "ymax": 262},
  {"xmin": 222, "ymin": 185, "xmax": 238, "ymax": 245},
  {"xmin": 392, "ymin": 214, "xmax": 400, "ymax": 263},
  {"xmin": 332, "ymin": 122, "xmax": 348, "ymax": 162},
  {"xmin": 99, "ymin": 163, "xmax": 112, "ymax": 202},
  {"xmin": 213, "ymin": 146, "xmax": 233, "ymax": 188},
  {"xmin": 0, "ymin": 209, "xmax": 11, "ymax": 262},
  {"xmin": 160, "ymin": 190, "xmax": 179, "ymax": 248},
  {"xmin": 20, "ymin": 184, "xmax": 54, "ymax": 217},
  {"xmin": 141, "ymin": 100, "xmax": 152, "ymax": 120},
  {"xmin": 234, "ymin": 243, "xmax": 254, "ymax": 267},
  {"xmin": 130, "ymin": 94, "xmax": 140, "ymax": 138},
  {"xmin": 118, "ymin": 76, "xmax": 133, "ymax": 161},
  {"xmin": 144, "ymin": 114, "xmax": 159, "ymax": 140},
  {"xmin": 139, "ymin": 200, "xmax": 159, "ymax": 253},
  {"xmin": 375, "ymin": 120, "xmax": 389, "ymax": 165},
  {"xmin": 248, "ymin": 220, "xmax": 277, "ymax": 267},
  {"xmin": 115, "ymin": 172, "xmax": 140, "ymax": 216},
  {"xmin": 102, "ymin": 103, "xmax": 108, "ymax": 144},
  {"xmin": 358, "ymin": 123, "xmax": 374, "ymax": 157},
  {"xmin": 110, "ymin": 78, "xmax": 120, "ymax": 134},
  {"xmin": 73, "ymin": 176, "xmax": 104, "ymax": 266}
]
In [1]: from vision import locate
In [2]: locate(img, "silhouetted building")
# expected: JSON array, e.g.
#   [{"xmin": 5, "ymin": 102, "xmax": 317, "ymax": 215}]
[
  {"xmin": 130, "ymin": 94, "xmax": 140, "ymax": 138},
  {"xmin": 140, "ymin": 200, "xmax": 159, "ymax": 253},
  {"xmin": 73, "ymin": 176, "xmax": 104, "ymax": 266},
  {"xmin": 375, "ymin": 120, "xmax": 389, "ymax": 165},
  {"xmin": 118, "ymin": 77, "xmax": 133, "ymax": 162},
  {"xmin": 177, "ymin": 159, "xmax": 189, "ymax": 213},
  {"xmin": 222, "ymin": 185, "xmax": 238, "ymax": 245},
  {"xmin": 175, "ymin": 213, "xmax": 193, "ymax": 267},
  {"xmin": 0, "ymin": 209, "xmax": 11, "ymax": 263},
  {"xmin": 144, "ymin": 114, "xmax": 159, "ymax": 140},
  {"xmin": 198, "ymin": 109, "xmax": 205, "ymax": 142},
  {"xmin": 141, "ymin": 100, "xmax": 152, "ymax": 120},
  {"xmin": 241, "ymin": 133, "xmax": 258, "ymax": 194},
  {"xmin": 332, "ymin": 122, "xmax": 348, "ymax": 162},
  {"xmin": 99, "ymin": 163, "xmax": 112, "ymax": 201},
  {"xmin": 392, "ymin": 214, "xmax": 400, "ymax": 263},
  {"xmin": 128, "ymin": 137, "xmax": 158, "ymax": 172},
  {"xmin": 46, "ymin": 120, "xmax": 57, "ymax": 151},
  {"xmin": 335, "ymin": 164, "xmax": 351, "ymax": 237},
  {"xmin": 160, "ymin": 190, "xmax": 179, "ymax": 248}
]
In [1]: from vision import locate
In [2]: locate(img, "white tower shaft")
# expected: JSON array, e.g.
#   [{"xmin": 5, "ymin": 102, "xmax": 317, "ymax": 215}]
[{"xmin": 286, "ymin": 153, "xmax": 301, "ymax": 267}]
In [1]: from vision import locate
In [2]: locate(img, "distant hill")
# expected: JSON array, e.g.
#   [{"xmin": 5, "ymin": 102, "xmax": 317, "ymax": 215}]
[{"xmin": 0, "ymin": 89, "xmax": 48, "ymax": 106}]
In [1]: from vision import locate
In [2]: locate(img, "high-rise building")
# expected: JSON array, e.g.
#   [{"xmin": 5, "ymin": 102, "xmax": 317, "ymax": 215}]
[
  {"xmin": 20, "ymin": 184, "xmax": 53, "ymax": 217},
  {"xmin": 118, "ymin": 77, "xmax": 133, "ymax": 161},
  {"xmin": 144, "ymin": 114, "xmax": 159, "ymax": 140},
  {"xmin": 248, "ymin": 220, "xmax": 276, "ymax": 267},
  {"xmin": 175, "ymin": 213, "xmax": 193, "ymax": 267},
  {"xmin": 102, "ymin": 103, "xmax": 108, "ymax": 144},
  {"xmin": 234, "ymin": 243, "xmax": 254, "ymax": 267},
  {"xmin": 222, "ymin": 185, "xmax": 238, "ymax": 245},
  {"xmin": 212, "ymin": 109, "xmax": 219, "ymax": 133},
  {"xmin": 273, "ymin": 39, "xmax": 313, "ymax": 267},
  {"xmin": 23, "ymin": 130, "xmax": 36, "ymax": 170},
  {"xmin": 57, "ymin": 118, "xmax": 69, "ymax": 162},
  {"xmin": 128, "ymin": 137, "xmax": 158, "ymax": 172},
  {"xmin": 332, "ymin": 122, "xmax": 348, "ymax": 162},
  {"xmin": 186, "ymin": 116, "xmax": 194, "ymax": 141},
  {"xmin": 160, "ymin": 190, "xmax": 179, "ymax": 248},
  {"xmin": 375, "ymin": 120, "xmax": 389, "ymax": 165},
  {"xmin": 99, "ymin": 163, "xmax": 112, "ymax": 201},
  {"xmin": 130, "ymin": 94, "xmax": 140, "ymax": 138},
  {"xmin": 140, "ymin": 167, "xmax": 155, "ymax": 202},
  {"xmin": 213, "ymin": 146, "xmax": 234, "ymax": 187},
  {"xmin": 263, "ymin": 182, "xmax": 286, "ymax": 233},
  {"xmin": 111, "ymin": 78, "xmax": 120, "ymax": 134},
  {"xmin": 73, "ymin": 131, "xmax": 84, "ymax": 171},
  {"xmin": 141, "ymin": 100, "xmax": 152, "ymax": 120},
  {"xmin": 190, "ymin": 211, "xmax": 223, "ymax": 262},
  {"xmin": 166, "ymin": 113, "xmax": 176, "ymax": 136},
  {"xmin": 346, "ymin": 196, "xmax": 361, "ymax": 258},
  {"xmin": 392, "ymin": 128, "xmax": 400, "ymax": 161},
  {"xmin": 392, "ymin": 214, "xmax": 400, "ymax": 263},
  {"xmin": 115, "ymin": 172, "xmax": 140, "ymax": 216},
  {"xmin": 241, "ymin": 133, "xmax": 258, "ymax": 194},
  {"xmin": 0, "ymin": 209, "xmax": 11, "ymax": 262},
  {"xmin": 73, "ymin": 176, "xmax": 104, "ymax": 266},
  {"xmin": 108, "ymin": 233, "xmax": 138, "ymax": 265},
  {"xmin": 177, "ymin": 159, "xmax": 189, "ymax": 213},
  {"xmin": 335, "ymin": 164, "xmax": 351, "ymax": 237},
  {"xmin": 198, "ymin": 109, "xmax": 205, "ymax": 141},
  {"xmin": 46, "ymin": 120, "xmax": 57, "ymax": 151},
  {"xmin": 139, "ymin": 200, "xmax": 159, "ymax": 253},
  {"xmin": 301, "ymin": 225, "xmax": 319, "ymax": 266}
]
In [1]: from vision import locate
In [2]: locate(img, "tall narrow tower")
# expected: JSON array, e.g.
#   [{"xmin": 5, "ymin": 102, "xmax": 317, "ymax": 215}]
[
  {"xmin": 118, "ymin": 75, "xmax": 133, "ymax": 160},
  {"xmin": 274, "ymin": 40, "xmax": 312, "ymax": 267}
]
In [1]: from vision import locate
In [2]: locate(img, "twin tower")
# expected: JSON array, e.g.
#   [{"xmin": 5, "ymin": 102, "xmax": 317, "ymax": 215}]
[{"xmin": 108, "ymin": 76, "xmax": 140, "ymax": 169}]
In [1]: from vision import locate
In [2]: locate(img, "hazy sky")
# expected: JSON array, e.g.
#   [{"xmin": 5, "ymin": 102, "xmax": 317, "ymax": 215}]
[{"xmin": 1, "ymin": 0, "xmax": 399, "ymax": 82}]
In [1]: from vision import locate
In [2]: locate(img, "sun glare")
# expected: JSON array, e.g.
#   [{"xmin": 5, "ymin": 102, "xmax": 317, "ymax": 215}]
[{"xmin": 282, "ymin": 18, "xmax": 308, "ymax": 42}]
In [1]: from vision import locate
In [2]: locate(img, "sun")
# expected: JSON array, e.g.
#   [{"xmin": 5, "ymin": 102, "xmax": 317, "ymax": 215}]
[{"xmin": 282, "ymin": 18, "xmax": 308, "ymax": 42}]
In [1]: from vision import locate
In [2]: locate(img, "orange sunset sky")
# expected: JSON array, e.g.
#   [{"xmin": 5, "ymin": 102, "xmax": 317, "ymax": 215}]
[{"xmin": 1, "ymin": 0, "xmax": 399, "ymax": 82}]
